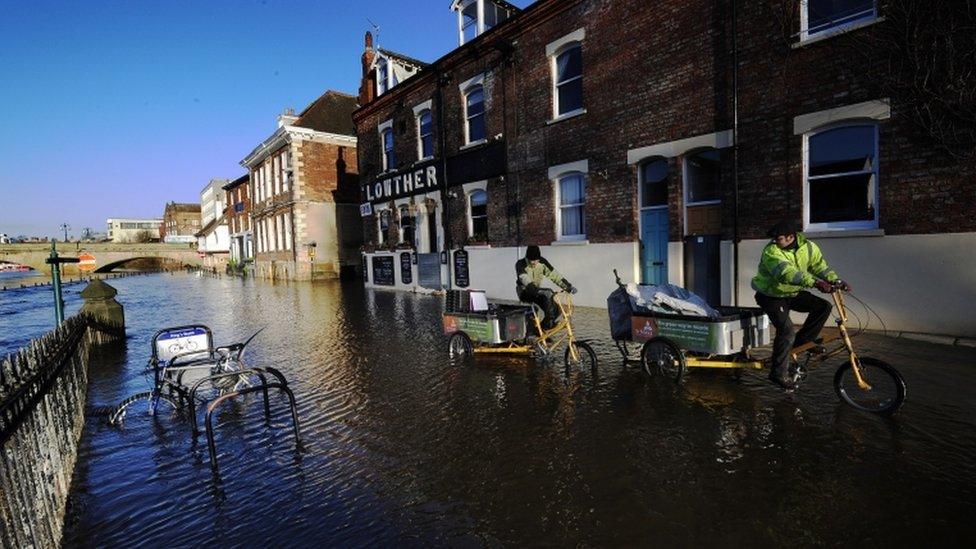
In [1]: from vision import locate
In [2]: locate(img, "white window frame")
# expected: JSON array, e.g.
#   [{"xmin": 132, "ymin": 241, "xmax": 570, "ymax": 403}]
[
  {"xmin": 414, "ymin": 99, "xmax": 434, "ymax": 160},
  {"xmin": 460, "ymin": 74, "xmax": 486, "ymax": 147},
  {"xmin": 378, "ymin": 119, "xmax": 394, "ymax": 172},
  {"xmin": 376, "ymin": 208, "xmax": 390, "ymax": 245},
  {"xmin": 546, "ymin": 29, "xmax": 586, "ymax": 121},
  {"xmin": 283, "ymin": 212, "xmax": 292, "ymax": 251},
  {"xmin": 464, "ymin": 181, "xmax": 489, "ymax": 239},
  {"xmin": 800, "ymin": 0, "xmax": 877, "ymax": 42},
  {"xmin": 398, "ymin": 205, "xmax": 415, "ymax": 246},
  {"xmin": 802, "ymin": 122, "xmax": 880, "ymax": 232},
  {"xmin": 549, "ymin": 160, "xmax": 589, "ymax": 242},
  {"xmin": 457, "ymin": 0, "xmax": 481, "ymax": 45}
]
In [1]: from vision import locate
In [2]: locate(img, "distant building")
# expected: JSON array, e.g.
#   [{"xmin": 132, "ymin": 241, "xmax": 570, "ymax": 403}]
[
  {"xmin": 0, "ymin": 233, "xmax": 10, "ymax": 244},
  {"xmin": 223, "ymin": 174, "xmax": 253, "ymax": 264},
  {"xmin": 162, "ymin": 202, "xmax": 201, "ymax": 244},
  {"xmin": 106, "ymin": 218, "xmax": 163, "ymax": 243},
  {"xmin": 240, "ymin": 90, "xmax": 361, "ymax": 281},
  {"xmin": 196, "ymin": 179, "xmax": 231, "ymax": 269}
]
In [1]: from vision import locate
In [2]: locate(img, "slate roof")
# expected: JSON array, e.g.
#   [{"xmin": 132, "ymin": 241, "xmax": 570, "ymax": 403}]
[
  {"xmin": 293, "ymin": 90, "xmax": 359, "ymax": 136},
  {"xmin": 222, "ymin": 174, "xmax": 249, "ymax": 191}
]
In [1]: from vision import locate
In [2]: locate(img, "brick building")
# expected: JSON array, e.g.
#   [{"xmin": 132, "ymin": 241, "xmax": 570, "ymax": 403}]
[
  {"xmin": 355, "ymin": 0, "xmax": 976, "ymax": 335},
  {"xmin": 223, "ymin": 174, "xmax": 252, "ymax": 265},
  {"xmin": 241, "ymin": 90, "xmax": 361, "ymax": 281},
  {"xmin": 162, "ymin": 202, "xmax": 201, "ymax": 244}
]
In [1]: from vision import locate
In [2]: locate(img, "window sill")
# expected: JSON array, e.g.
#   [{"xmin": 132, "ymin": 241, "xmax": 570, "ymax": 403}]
[
  {"xmin": 793, "ymin": 17, "xmax": 885, "ymax": 49},
  {"xmin": 551, "ymin": 239, "xmax": 589, "ymax": 246},
  {"xmin": 803, "ymin": 228, "xmax": 884, "ymax": 239},
  {"xmin": 465, "ymin": 244, "xmax": 492, "ymax": 250},
  {"xmin": 547, "ymin": 108, "xmax": 587, "ymax": 125},
  {"xmin": 460, "ymin": 139, "xmax": 487, "ymax": 151}
]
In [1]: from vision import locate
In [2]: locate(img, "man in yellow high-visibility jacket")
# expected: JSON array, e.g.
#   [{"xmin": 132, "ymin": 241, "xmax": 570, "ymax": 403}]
[{"xmin": 752, "ymin": 220, "xmax": 852, "ymax": 390}]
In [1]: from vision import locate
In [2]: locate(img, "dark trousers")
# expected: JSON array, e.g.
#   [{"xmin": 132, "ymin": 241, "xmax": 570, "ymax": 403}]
[
  {"xmin": 519, "ymin": 286, "xmax": 557, "ymax": 329},
  {"xmin": 755, "ymin": 291, "xmax": 833, "ymax": 378}
]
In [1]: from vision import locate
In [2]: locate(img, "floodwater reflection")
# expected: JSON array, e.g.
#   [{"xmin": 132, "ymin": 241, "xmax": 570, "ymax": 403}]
[{"xmin": 31, "ymin": 274, "xmax": 975, "ymax": 546}]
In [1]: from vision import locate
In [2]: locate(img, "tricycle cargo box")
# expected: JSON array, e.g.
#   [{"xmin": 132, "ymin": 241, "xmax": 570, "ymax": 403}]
[
  {"xmin": 443, "ymin": 305, "xmax": 528, "ymax": 345},
  {"xmin": 616, "ymin": 301, "xmax": 769, "ymax": 355}
]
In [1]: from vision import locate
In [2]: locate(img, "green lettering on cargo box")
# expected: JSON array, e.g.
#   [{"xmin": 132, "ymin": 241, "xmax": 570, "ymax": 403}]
[
  {"xmin": 457, "ymin": 316, "xmax": 495, "ymax": 343},
  {"xmin": 655, "ymin": 319, "xmax": 716, "ymax": 351}
]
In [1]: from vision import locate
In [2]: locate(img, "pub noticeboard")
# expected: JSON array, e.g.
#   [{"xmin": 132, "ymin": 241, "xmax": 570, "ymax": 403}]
[
  {"xmin": 371, "ymin": 255, "xmax": 395, "ymax": 286},
  {"xmin": 400, "ymin": 252, "xmax": 413, "ymax": 285},
  {"xmin": 362, "ymin": 255, "xmax": 368, "ymax": 282},
  {"xmin": 454, "ymin": 249, "xmax": 470, "ymax": 288}
]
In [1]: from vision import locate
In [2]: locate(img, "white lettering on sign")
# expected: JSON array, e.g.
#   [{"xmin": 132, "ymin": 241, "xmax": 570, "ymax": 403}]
[{"xmin": 363, "ymin": 162, "xmax": 442, "ymax": 203}]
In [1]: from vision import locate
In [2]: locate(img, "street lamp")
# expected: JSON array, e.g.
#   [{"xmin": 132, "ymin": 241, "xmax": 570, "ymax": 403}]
[{"xmin": 59, "ymin": 223, "xmax": 71, "ymax": 242}]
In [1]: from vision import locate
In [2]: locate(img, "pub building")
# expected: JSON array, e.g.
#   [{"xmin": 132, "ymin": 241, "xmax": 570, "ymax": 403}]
[{"xmin": 355, "ymin": 0, "xmax": 976, "ymax": 337}]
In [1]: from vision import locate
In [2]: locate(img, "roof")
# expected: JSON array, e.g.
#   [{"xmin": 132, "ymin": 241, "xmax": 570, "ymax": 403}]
[
  {"xmin": 378, "ymin": 48, "xmax": 429, "ymax": 70},
  {"xmin": 450, "ymin": 0, "xmax": 522, "ymax": 13},
  {"xmin": 222, "ymin": 174, "xmax": 249, "ymax": 191},
  {"xmin": 165, "ymin": 203, "xmax": 201, "ymax": 213},
  {"xmin": 293, "ymin": 90, "xmax": 359, "ymax": 136},
  {"xmin": 194, "ymin": 214, "xmax": 226, "ymax": 237}
]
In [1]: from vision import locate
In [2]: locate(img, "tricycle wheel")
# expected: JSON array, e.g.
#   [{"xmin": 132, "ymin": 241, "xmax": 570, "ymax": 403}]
[
  {"xmin": 641, "ymin": 338, "xmax": 685, "ymax": 383},
  {"xmin": 448, "ymin": 332, "xmax": 474, "ymax": 361},
  {"xmin": 565, "ymin": 341, "xmax": 597, "ymax": 371},
  {"xmin": 833, "ymin": 357, "xmax": 906, "ymax": 415}
]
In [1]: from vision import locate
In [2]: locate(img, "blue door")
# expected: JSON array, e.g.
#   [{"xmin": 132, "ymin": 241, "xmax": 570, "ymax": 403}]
[{"xmin": 640, "ymin": 208, "xmax": 669, "ymax": 284}]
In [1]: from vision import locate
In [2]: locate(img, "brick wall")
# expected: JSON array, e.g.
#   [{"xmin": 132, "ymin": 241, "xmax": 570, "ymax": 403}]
[{"xmin": 355, "ymin": 0, "xmax": 976, "ymax": 252}]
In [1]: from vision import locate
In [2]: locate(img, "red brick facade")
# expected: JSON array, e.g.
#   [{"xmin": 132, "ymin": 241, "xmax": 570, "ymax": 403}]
[{"xmin": 355, "ymin": 0, "xmax": 975, "ymax": 252}]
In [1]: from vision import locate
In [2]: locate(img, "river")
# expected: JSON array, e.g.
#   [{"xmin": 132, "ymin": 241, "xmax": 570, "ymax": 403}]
[{"xmin": 3, "ymin": 273, "xmax": 975, "ymax": 546}]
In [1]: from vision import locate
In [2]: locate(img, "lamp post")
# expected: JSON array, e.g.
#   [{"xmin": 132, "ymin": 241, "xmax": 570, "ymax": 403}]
[
  {"xmin": 59, "ymin": 223, "xmax": 71, "ymax": 242},
  {"xmin": 45, "ymin": 242, "xmax": 79, "ymax": 324}
]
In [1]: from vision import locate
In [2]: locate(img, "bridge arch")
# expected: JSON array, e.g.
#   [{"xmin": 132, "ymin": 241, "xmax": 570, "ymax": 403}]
[{"xmin": 95, "ymin": 256, "xmax": 188, "ymax": 273}]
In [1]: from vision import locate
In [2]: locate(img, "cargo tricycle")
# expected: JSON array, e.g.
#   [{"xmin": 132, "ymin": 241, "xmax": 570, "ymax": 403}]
[
  {"xmin": 609, "ymin": 270, "xmax": 906, "ymax": 415},
  {"xmin": 444, "ymin": 289, "xmax": 597, "ymax": 370}
]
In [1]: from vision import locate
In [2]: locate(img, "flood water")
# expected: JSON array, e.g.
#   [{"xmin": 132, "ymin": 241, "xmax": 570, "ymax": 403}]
[{"xmin": 4, "ymin": 273, "xmax": 975, "ymax": 546}]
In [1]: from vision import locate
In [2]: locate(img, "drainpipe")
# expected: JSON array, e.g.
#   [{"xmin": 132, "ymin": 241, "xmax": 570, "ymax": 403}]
[
  {"xmin": 732, "ymin": 0, "xmax": 741, "ymax": 306},
  {"xmin": 435, "ymin": 68, "xmax": 453, "ymax": 290}
]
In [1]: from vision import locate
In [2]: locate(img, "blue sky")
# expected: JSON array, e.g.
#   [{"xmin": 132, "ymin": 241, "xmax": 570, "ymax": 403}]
[{"xmin": 0, "ymin": 0, "xmax": 529, "ymax": 238}]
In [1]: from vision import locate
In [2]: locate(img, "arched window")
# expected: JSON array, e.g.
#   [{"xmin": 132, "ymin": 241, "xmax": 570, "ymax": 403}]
[
  {"xmin": 557, "ymin": 172, "xmax": 586, "ymax": 239},
  {"xmin": 805, "ymin": 123, "xmax": 878, "ymax": 229},
  {"xmin": 553, "ymin": 43, "xmax": 583, "ymax": 116},
  {"xmin": 464, "ymin": 85, "xmax": 486, "ymax": 144},
  {"xmin": 417, "ymin": 109, "xmax": 433, "ymax": 159},
  {"xmin": 640, "ymin": 159, "xmax": 668, "ymax": 208},
  {"xmin": 469, "ymin": 189, "xmax": 488, "ymax": 240},
  {"xmin": 382, "ymin": 127, "xmax": 396, "ymax": 171}
]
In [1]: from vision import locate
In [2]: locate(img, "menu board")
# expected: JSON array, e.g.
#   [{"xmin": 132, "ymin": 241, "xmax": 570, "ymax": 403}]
[
  {"xmin": 400, "ymin": 252, "xmax": 413, "ymax": 285},
  {"xmin": 371, "ymin": 255, "xmax": 395, "ymax": 286},
  {"xmin": 454, "ymin": 250, "xmax": 470, "ymax": 288}
]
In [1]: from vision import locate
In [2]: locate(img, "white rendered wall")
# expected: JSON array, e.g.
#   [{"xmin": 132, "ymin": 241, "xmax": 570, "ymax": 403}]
[{"xmin": 729, "ymin": 232, "xmax": 976, "ymax": 337}]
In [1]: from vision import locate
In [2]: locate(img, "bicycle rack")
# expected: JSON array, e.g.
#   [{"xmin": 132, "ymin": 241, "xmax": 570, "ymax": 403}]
[
  {"xmin": 187, "ymin": 366, "xmax": 291, "ymax": 436},
  {"xmin": 204, "ymin": 380, "xmax": 301, "ymax": 476}
]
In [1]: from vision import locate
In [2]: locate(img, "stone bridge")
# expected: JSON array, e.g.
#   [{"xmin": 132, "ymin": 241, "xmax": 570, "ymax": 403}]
[{"xmin": 0, "ymin": 243, "xmax": 202, "ymax": 275}]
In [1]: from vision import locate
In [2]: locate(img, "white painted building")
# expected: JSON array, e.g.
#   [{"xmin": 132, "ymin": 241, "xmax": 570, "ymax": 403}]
[{"xmin": 105, "ymin": 218, "xmax": 162, "ymax": 243}]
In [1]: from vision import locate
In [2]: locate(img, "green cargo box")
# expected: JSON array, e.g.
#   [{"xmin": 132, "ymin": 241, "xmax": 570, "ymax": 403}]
[
  {"xmin": 443, "ymin": 306, "xmax": 529, "ymax": 345},
  {"xmin": 630, "ymin": 306, "xmax": 770, "ymax": 355}
]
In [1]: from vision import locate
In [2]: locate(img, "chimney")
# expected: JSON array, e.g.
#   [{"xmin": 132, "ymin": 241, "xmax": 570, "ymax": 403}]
[
  {"xmin": 277, "ymin": 107, "xmax": 298, "ymax": 128},
  {"xmin": 359, "ymin": 31, "xmax": 376, "ymax": 105}
]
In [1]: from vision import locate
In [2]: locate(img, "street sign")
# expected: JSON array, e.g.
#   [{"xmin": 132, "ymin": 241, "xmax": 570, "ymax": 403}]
[{"xmin": 78, "ymin": 252, "xmax": 96, "ymax": 272}]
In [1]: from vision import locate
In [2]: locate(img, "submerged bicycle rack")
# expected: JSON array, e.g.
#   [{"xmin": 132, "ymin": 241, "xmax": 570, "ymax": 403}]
[{"xmin": 106, "ymin": 324, "xmax": 302, "ymax": 477}]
